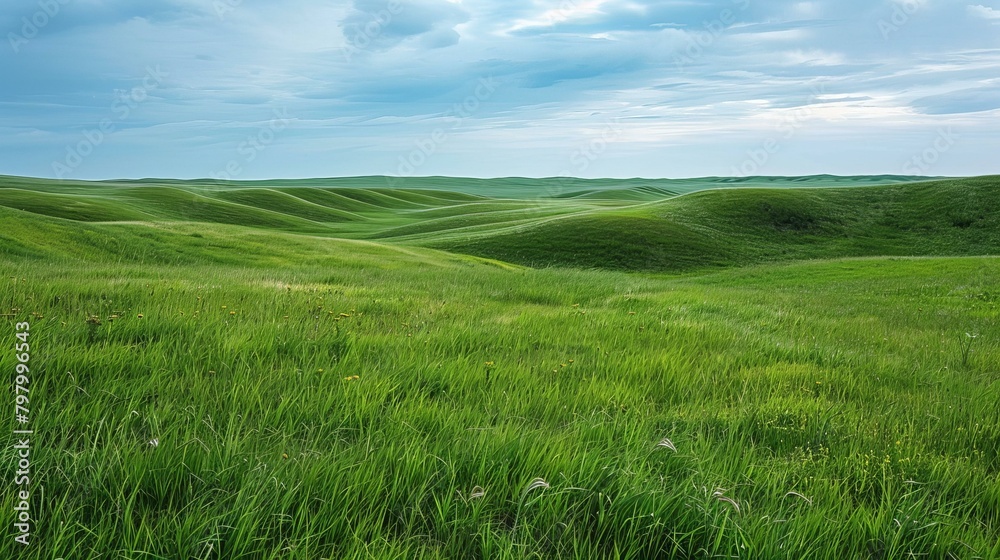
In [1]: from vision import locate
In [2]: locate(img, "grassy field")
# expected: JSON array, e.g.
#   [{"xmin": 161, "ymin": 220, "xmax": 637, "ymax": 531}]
[{"xmin": 1, "ymin": 175, "xmax": 998, "ymax": 559}]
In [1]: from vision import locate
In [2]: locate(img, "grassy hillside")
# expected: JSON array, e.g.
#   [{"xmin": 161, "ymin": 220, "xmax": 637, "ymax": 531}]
[
  {"xmin": 0, "ymin": 174, "xmax": 998, "ymax": 558},
  {"xmin": 437, "ymin": 176, "xmax": 1000, "ymax": 271},
  {"xmin": 1, "ymin": 222, "xmax": 998, "ymax": 558},
  {"xmin": 1, "ymin": 174, "xmax": 991, "ymax": 273},
  {"xmin": 96, "ymin": 174, "xmax": 936, "ymax": 198},
  {"xmin": 0, "ymin": 205, "xmax": 495, "ymax": 271}
]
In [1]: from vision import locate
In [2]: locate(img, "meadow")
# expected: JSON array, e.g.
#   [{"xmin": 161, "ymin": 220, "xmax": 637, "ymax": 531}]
[{"xmin": 1, "ymin": 175, "xmax": 998, "ymax": 559}]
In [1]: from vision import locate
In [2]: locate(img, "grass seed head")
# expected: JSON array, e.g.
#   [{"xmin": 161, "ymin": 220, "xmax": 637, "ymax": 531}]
[
  {"xmin": 657, "ymin": 437, "xmax": 677, "ymax": 452},
  {"xmin": 523, "ymin": 478, "xmax": 550, "ymax": 497},
  {"xmin": 784, "ymin": 491, "xmax": 813, "ymax": 505},
  {"xmin": 712, "ymin": 489, "xmax": 741, "ymax": 514}
]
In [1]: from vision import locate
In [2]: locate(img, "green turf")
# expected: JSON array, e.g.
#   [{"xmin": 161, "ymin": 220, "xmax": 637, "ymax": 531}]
[
  {"xmin": 0, "ymin": 188, "xmax": 153, "ymax": 222},
  {"xmin": 211, "ymin": 189, "xmax": 365, "ymax": 223},
  {"xmin": 0, "ymin": 174, "xmax": 997, "ymax": 559},
  {"xmin": 437, "ymin": 177, "xmax": 1000, "ymax": 271}
]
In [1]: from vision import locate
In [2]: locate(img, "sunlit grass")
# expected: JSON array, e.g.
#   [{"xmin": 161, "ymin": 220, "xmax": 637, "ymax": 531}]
[
  {"xmin": 2, "ymin": 249, "xmax": 997, "ymax": 559},
  {"xmin": 1, "ymin": 174, "xmax": 997, "ymax": 558}
]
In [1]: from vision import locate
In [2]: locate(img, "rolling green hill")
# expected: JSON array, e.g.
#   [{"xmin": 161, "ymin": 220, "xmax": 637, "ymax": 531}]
[
  {"xmin": 434, "ymin": 177, "xmax": 1000, "ymax": 271},
  {"xmin": 1, "ymin": 174, "xmax": 996, "ymax": 272},
  {"xmin": 1, "ymin": 174, "xmax": 998, "ymax": 559},
  {"xmin": 96, "ymin": 173, "xmax": 937, "ymax": 198}
]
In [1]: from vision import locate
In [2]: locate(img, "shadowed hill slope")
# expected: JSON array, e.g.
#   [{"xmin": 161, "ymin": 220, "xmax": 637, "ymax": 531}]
[
  {"xmin": 0, "ymin": 174, "xmax": 996, "ymax": 273},
  {"xmin": 0, "ymin": 203, "xmax": 507, "ymax": 272},
  {"xmin": 432, "ymin": 177, "xmax": 1000, "ymax": 271}
]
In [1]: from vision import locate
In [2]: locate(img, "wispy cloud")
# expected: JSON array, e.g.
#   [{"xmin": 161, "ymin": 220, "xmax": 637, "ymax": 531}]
[
  {"xmin": 504, "ymin": 0, "xmax": 636, "ymax": 34},
  {"xmin": 0, "ymin": 0, "xmax": 997, "ymax": 179},
  {"xmin": 968, "ymin": 4, "xmax": 1000, "ymax": 20}
]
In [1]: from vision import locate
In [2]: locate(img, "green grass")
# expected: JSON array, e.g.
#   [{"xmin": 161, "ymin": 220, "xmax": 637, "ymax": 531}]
[
  {"xmin": 0, "ymin": 175, "xmax": 993, "ymax": 268},
  {"xmin": 211, "ymin": 189, "xmax": 365, "ymax": 223},
  {"xmin": 0, "ymin": 188, "xmax": 153, "ymax": 222},
  {"xmin": 439, "ymin": 177, "xmax": 1000, "ymax": 271},
  {"xmin": 136, "ymin": 174, "xmax": 936, "ymax": 198},
  {"xmin": 0, "ymin": 174, "xmax": 998, "ymax": 559}
]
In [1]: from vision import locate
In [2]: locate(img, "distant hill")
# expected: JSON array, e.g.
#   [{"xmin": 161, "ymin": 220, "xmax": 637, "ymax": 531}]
[
  {"xmin": 433, "ymin": 176, "xmax": 1000, "ymax": 271},
  {"xmin": 0, "ymin": 174, "xmax": 995, "ymax": 272}
]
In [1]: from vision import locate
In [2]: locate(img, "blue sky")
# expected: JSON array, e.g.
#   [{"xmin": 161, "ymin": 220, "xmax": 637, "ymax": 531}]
[{"xmin": 1, "ymin": 0, "xmax": 999, "ymax": 180}]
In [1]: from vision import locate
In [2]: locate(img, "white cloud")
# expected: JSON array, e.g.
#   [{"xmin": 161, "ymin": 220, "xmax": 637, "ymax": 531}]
[
  {"xmin": 1, "ymin": 0, "xmax": 1000, "ymax": 178},
  {"xmin": 504, "ymin": 0, "xmax": 615, "ymax": 33},
  {"xmin": 781, "ymin": 49, "xmax": 847, "ymax": 66},
  {"xmin": 968, "ymin": 5, "xmax": 1000, "ymax": 20}
]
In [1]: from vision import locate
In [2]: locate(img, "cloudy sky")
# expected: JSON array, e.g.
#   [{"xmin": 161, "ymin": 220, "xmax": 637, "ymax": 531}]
[{"xmin": 1, "ymin": 0, "xmax": 999, "ymax": 180}]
